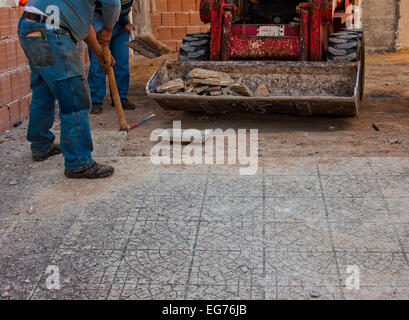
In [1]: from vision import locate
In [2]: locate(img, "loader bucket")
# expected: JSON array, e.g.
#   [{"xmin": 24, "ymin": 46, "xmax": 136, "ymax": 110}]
[{"xmin": 146, "ymin": 60, "xmax": 362, "ymax": 116}]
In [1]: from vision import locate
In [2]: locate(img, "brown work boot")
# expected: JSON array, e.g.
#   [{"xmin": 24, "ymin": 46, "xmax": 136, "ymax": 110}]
[
  {"xmin": 32, "ymin": 144, "xmax": 62, "ymax": 162},
  {"xmin": 64, "ymin": 162, "xmax": 114, "ymax": 179}
]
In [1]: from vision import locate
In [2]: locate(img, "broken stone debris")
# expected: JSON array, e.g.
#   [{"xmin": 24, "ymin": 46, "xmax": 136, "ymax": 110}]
[
  {"xmin": 156, "ymin": 68, "xmax": 271, "ymax": 97},
  {"xmin": 156, "ymin": 78, "xmax": 185, "ymax": 93},
  {"xmin": 254, "ymin": 84, "xmax": 269, "ymax": 97},
  {"xmin": 229, "ymin": 83, "xmax": 253, "ymax": 97}
]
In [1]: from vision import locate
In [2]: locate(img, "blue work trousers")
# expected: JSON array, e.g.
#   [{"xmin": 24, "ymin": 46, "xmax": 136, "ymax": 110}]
[
  {"xmin": 18, "ymin": 17, "xmax": 94, "ymax": 172},
  {"xmin": 88, "ymin": 15, "xmax": 130, "ymax": 104}
]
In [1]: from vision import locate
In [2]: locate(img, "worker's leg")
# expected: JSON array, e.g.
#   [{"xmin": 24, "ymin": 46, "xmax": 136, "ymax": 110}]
[
  {"xmin": 56, "ymin": 76, "xmax": 95, "ymax": 172},
  {"xmin": 110, "ymin": 26, "xmax": 130, "ymax": 100},
  {"xmin": 88, "ymin": 14, "xmax": 106, "ymax": 105},
  {"xmin": 88, "ymin": 47, "xmax": 106, "ymax": 105},
  {"xmin": 26, "ymin": 68, "xmax": 57, "ymax": 156},
  {"xmin": 18, "ymin": 18, "xmax": 94, "ymax": 172}
]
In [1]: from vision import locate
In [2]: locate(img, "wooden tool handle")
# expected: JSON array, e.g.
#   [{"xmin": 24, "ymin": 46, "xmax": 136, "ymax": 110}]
[{"xmin": 102, "ymin": 46, "xmax": 128, "ymax": 131}]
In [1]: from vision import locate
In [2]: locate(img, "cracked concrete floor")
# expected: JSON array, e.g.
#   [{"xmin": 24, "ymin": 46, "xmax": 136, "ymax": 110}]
[
  {"xmin": 0, "ymin": 51, "xmax": 408, "ymax": 300},
  {"xmin": 0, "ymin": 135, "xmax": 408, "ymax": 299}
]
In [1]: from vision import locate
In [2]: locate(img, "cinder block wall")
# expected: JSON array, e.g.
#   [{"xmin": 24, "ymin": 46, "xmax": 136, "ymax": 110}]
[
  {"xmin": 362, "ymin": 0, "xmax": 409, "ymax": 52},
  {"xmin": 0, "ymin": 5, "xmax": 31, "ymax": 133},
  {"xmin": 150, "ymin": 0, "xmax": 209, "ymax": 52}
]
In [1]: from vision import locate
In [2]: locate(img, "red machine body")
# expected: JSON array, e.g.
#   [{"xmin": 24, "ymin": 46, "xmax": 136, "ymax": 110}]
[{"xmin": 200, "ymin": 0, "xmax": 353, "ymax": 61}]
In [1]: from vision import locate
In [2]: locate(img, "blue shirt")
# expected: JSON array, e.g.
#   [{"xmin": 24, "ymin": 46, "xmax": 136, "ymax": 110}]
[
  {"xmin": 95, "ymin": 0, "xmax": 134, "ymax": 27},
  {"xmin": 26, "ymin": 0, "xmax": 120, "ymax": 41}
]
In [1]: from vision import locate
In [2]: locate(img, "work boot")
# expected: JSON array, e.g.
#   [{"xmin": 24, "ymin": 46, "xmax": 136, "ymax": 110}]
[
  {"xmin": 64, "ymin": 162, "xmax": 114, "ymax": 179},
  {"xmin": 90, "ymin": 103, "xmax": 102, "ymax": 114},
  {"xmin": 32, "ymin": 144, "xmax": 62, "ymax": 162},
  {"xmin": 112, "ymin": 98, "xmax": 136, "ymax": 110}
]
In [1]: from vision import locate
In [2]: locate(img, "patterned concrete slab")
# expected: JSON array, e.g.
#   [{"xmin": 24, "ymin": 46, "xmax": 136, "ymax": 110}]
[
  {"xmin": 1, "ymin": 156, "xmax": 408, "ymax": 300},
  {"xmin": 92, "ymin": 131, "xmax": 127, "ymax": 157}
]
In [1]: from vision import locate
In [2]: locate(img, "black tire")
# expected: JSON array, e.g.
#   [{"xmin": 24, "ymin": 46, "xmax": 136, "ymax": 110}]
[
  {"xmin": 178, "ymin": 32, "xmax": 210, "ymax": 62},
  {"xmin": 328, "ymin": 30, "xmax": 362, "ymax": 62},
  {"xmin": 328, "ymin": 30, "xmax": 365, "ymax": 101}
]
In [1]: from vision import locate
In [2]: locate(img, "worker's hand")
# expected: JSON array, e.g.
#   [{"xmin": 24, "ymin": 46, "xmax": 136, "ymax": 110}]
[
  {"xmin": 123, "ymin": 23, "xmax": 136, "ymax": 33},
  {"xmin": 97, "ymin": 50, "xmax": 115, "ymax": 74},
  {"xmin": 96, "ymin": 27, "xmax": 113, "ymax": 46}
]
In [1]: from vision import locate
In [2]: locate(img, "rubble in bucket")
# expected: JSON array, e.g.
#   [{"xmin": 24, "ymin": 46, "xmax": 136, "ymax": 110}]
[{"xmin": 155, "ymin": 68, "xmax": 271, "ymax": 97}]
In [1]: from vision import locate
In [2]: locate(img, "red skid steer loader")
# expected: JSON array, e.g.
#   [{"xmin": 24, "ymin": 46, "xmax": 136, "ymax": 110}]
[{"xmin": 147, "ymin": 0, "xmax": 364, "ymax": 116}]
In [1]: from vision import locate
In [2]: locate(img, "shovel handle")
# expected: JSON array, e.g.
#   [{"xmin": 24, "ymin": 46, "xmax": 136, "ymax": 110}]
[{"xmin": 102, "ymin": 45, "xmax": 128, "ymax": 132}]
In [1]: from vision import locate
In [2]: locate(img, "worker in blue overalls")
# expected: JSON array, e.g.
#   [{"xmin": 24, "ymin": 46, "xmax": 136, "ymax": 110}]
[
  {"xmin": 88, "ymin": 0, "xmax": 136, "ymax": 114},
  {"xmin": 18, "ymin": 0, "xmax": 120, "ymax": 179}
]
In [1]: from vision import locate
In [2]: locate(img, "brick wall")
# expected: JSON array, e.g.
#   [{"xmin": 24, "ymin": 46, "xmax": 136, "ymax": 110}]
[
  {"xmin": 0, "ymin": 5, "xmax": 31, "ymax": 134},
  {"xmin": 150, "ymin": 0, "xmax": 209, "ymax": 52}
]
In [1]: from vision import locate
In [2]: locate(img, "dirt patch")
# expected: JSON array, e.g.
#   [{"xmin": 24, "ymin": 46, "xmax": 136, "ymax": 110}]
[{"xmin": 88, "ymin": 52, "xmax": 409, "ymax": 158}]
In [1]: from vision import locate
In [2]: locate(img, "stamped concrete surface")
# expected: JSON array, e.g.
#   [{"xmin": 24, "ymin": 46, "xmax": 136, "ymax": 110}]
[
  {"xmin": 0, "ymin": 133, "xmax": 408, "ymax": 300},
  {"xmin": 0, "ymin": 51, "xmax": 408, "ymax": 300}
]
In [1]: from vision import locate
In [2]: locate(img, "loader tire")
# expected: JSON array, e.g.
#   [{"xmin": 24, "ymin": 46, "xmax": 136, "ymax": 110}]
[
  {"xmin": 178, "ymin": 32, "xmax": 210, "ymax": 62},
  {"xmin": 328, "ymin": 30, "xmax": 365, "ymax": 101},
  {"xmin": 328, "ymin": 31, "xmax": 362, "ymax": 62}
]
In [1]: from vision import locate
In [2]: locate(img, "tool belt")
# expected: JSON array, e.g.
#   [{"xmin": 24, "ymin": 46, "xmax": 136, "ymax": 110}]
[{"xmin": 22, "ymin": 11, "xmax": 76, "ymax": 42}]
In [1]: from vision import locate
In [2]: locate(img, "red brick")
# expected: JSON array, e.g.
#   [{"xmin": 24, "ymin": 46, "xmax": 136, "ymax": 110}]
[
  {"xmin": 187, "ymin": 26, "xmax": 201, "ymax": 34},
  {"xmin": 18, "ymin": 67, "xmax": 30, "ymax": 97},
  {"xmin": 16, "ymin": 66, "xmax": 30, "ymax": 97},
  {"xmin": 0, "ymin": 41, "xmax": 7, "ymax": 73},
  {"xmin": 8, "ymin": 100, "xmax": 20, "ymax": 125},
  {"xmin": 10, "ymin": 69, "xmax": 20, "ymax": 101},
  {"xmin": 161, "ymin": 12, "xmax": 175, "ymax": 26},
  {"xmin": 168, "ymin": 0, "xmax": 182, "ymax": 12},
  {"xmin": 182, "ymin": 0, "xmax": 196, "ymax": 12},
  {"xmin": 9, "ymin": 8, "xmax": 19, "ymax": 36},
  {"xmin": 175, "ymin": 12, "xmax": 190, "ymax": 26},
  {"xmin": 189, "ymin": 12, "xmax": 202, "ymax": 26},
  {"xmin": 16, "ymin": 41, "xmax": 27, "ymax": 66},
  {"xmin": 0, "ymin": 106, "xmax": 11, "ymax": 133},
  {"xmin": 0, "ymin": 73, "xmax": 12, "ymax": 106},
  {"xmin": 200, "ymin": 25, "xmax": 210, "ymax": 33},
  {"xmin": 160, "ymin": 40, "xmax": 177, "ymax": 52},
  {"xmin": 155, "ymin": 0, "xmax": 168, "ymax": 12},
  {"xmin": 150, "ymin": 13, "xmax": 161, "ymax": 28},
  {"xmin": 19, "ymin": 95, "xmax": 30, "ymax": 121},
  {"xmin": 157, "ymin": 27, "xmax": 173, "ymax": 40},
  {"xmin": 172, "ymin": 27, "xmax": 187, "ymax": 41},
  {"xmin": 6, "ymin": 39, "xmax": 17, "ymax": 70},
  {"xmin": 0, "ymin": 8, "xmax": 10, "ymax": 39}
]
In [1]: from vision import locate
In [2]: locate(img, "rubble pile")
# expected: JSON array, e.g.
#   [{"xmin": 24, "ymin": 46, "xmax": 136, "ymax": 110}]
[{"xmin": 156, "ymin": 68, "xmax": 271, "ymax": 97}]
